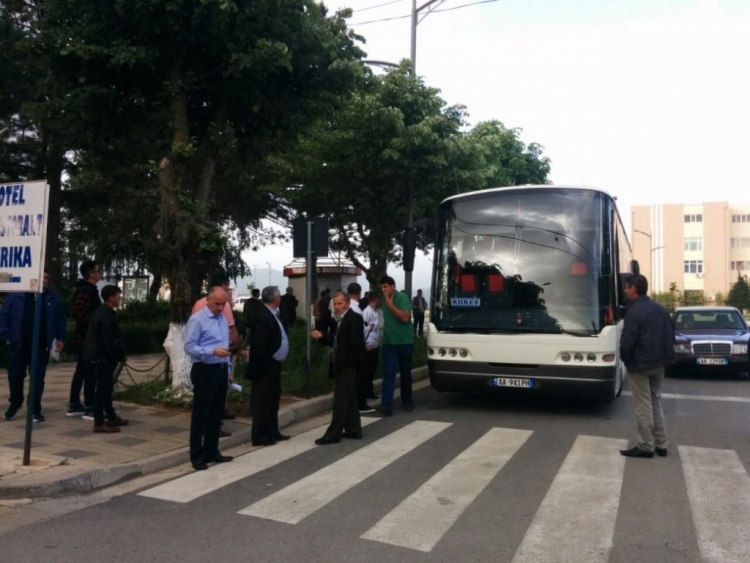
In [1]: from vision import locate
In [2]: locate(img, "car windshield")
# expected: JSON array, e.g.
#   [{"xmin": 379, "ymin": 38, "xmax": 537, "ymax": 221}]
[{"xmin": 674, "ymin": 310, "xmax": 746, "ymax": 330}]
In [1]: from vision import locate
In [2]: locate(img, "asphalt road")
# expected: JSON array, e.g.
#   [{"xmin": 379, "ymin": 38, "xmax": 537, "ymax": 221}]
[{"xmin": 3, "ymin": 370, "xmax": 750, "ymax": 563}]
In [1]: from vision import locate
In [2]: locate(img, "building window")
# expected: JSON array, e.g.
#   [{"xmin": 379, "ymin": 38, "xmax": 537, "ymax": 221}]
[
  {"xmin": 730, "ymin": 237, "xmax": 750, "ymax": 248},
  {"xmin": 684, "ymin": 260, "xmax": 703, "ymax": 274},
  {"xmin": 684, "ymin": 237, "xmax": 702, "ymax": 251},
  {"xmin": 684, "ymin": 214, "xmax": 703, "ymax": 223},
  {"xmin": 731, "ymin": 261, "xmax": 748, "ymax": 271},
  {"xmin": 732, "ymin": 214, "xmax": 750, "ymax": 223}
]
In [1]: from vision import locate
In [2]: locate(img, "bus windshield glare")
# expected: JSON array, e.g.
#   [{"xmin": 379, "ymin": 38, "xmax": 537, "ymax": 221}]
[{"xmin": 432, "ymin": 188, "xmax": 613, "ymax": 336}]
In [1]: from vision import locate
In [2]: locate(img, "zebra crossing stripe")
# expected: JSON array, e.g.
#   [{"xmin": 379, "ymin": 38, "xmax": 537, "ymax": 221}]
[
  {"xmin": 238, "ymin": 420, "xmax": 452, "ymax": 524},
  {"xmin": 680, "ymin": 445, "xmax": 750, "ymax": 563},
  {"xmin": 511, "ymin": 435, "xmax": 627, "ymax": 563},
  {"xmin": 138, "ymin": 417, "xmax": 381, "ymax": 503},
  {"xmin": 361, "ymin": 426, "xmax": 533, "ymax": 552}
]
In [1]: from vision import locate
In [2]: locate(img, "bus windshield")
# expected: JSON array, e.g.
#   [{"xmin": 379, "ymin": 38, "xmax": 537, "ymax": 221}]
[{"xmin": 432, "ymin": 188, "xmax": 613, "ymax": 336}]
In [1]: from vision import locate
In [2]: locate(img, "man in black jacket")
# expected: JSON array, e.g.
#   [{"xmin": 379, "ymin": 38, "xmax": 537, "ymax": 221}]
[
  {"xmin": 67, "ymin": 260, "xmax": 102, "ymax": 417},
  {"xmin": 246, "ymin": 286, "xmax": 289, "ymax": 446},
  {"xmin": 619, "ymin": 274, "xmax": 676, "ymax": 458},
  {"xmin": 279, "ymin": 287, "xmax": 298, "ymax": 331},
  {"xmin": 310, "ymin": 291, "xmax": 364, "ymax": 445},
  {"xmin": 84, "ymin": 285, "xmax": 128, "ymax": 433}
]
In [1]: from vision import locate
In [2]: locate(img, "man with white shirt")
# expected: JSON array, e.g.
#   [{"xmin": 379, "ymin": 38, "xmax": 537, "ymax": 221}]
[
  {"xmin": 359, "ymin": 292, "xmax": 381, "ymax": 409},
  {"xmin": 246, "ymin": 286, "xmax": 290, "ymax": 446}
]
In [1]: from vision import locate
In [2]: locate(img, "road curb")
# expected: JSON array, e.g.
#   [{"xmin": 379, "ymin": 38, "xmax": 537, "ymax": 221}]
[{"xmin": 0, "ymin": 366, "xmax": 428, "ymax": 500}]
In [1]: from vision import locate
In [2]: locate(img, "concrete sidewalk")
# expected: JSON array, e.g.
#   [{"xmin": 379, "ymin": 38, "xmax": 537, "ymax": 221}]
[{"xmin": 0, "ymin": 354, "xmax": 427, "ymax": 500}]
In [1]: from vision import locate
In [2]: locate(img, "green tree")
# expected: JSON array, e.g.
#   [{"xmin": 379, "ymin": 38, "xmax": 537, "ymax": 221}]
[
  {"xmin": 726, "ymin": 275, "xmax": 750, "ymax": 311},
  {"xmin": 31, "ymin": 0, "xmax": 364, "ymax": 320},
  {"xmin": 276, "ymin": 65, "xmax": 550, "ymax": 286}
]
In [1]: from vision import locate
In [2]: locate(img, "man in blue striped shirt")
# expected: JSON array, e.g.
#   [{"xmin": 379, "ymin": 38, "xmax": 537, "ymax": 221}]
[{"xmin": 185, "ymin": 287, "xmax": 234, "ymax": 471}]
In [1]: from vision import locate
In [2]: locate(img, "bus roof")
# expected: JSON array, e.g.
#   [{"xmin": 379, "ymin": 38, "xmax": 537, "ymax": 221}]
[{"xmin": 441, "ymin": 184, "xmax": 617, "ymax": 205}]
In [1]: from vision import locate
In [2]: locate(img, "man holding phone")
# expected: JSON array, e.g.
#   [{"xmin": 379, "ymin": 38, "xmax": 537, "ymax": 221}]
[{"xmin": 184, "ymin": 287, "xmax": 234, "ymax": 471}]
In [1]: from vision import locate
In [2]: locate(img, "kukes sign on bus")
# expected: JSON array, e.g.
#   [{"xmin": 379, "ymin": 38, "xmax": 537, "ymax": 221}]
[{"xmin": 0, "ymin": 181, "xmax": 50, "ymax": 293}]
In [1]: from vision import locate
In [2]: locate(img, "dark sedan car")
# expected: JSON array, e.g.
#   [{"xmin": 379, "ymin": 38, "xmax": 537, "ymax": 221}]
[{"xmin": 671, "ymin": 306, "xmax": 750, "ymax": 374}]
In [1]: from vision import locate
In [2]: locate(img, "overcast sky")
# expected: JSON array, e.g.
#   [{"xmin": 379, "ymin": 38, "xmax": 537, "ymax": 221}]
[{"xmin": 240, "ymin": 0, "xmax": 750, "ymax": 295}]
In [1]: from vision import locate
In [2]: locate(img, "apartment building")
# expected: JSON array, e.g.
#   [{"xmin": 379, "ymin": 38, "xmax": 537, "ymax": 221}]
[{"xmin": 630, "ymin": 202, "xmax": 750, "ymax": 299}]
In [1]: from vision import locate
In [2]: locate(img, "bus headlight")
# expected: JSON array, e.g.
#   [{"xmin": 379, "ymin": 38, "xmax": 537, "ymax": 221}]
[
  {"xmin": 428, "ymin": 348, "xmax": 435, "ymax": 356},
  {"xmin": 561, "ymin": 353, "xmax": 571, "ymax": 362},
  {"xmin": 459, "ymin": 349, "xmax": 468, "ymax": 358},
  {"xmin": 574, "ymin": 353, "xmax": 584, "ymax": 362},
  {"xmin": 733, "ymin": 343, "xmax": 748, "ymax": 355},
  {"xmin": 448, "ymin": 348, "xmax": 457, "ymax": 357},
  {"xmin": 587, "ymin": 354, "xmax": 596, "ymax": 363},
  {"xmin": 438, "ymin": 348, "xmax": 447, "ymax": 357}
]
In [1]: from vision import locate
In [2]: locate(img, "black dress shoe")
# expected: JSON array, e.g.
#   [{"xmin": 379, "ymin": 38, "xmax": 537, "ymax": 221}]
[
  {"xmin": 209, "ymin": 453, "xmax": 234, "ymax": 463},
  {"xmin": 620, "ymin": 446, "xmax": 654, "ymax": 458},
  {"xmin": 315, "ymin": 435, "xmax": 341, "ymax": 445},
  {"xmin": 192, "ymin": 462, "xmax": 208, "ymax": 471},
  {"xmin": 252, "ymin": 439, "xmax": 278, "ymax": 446},
  {"xmin": 342, "ymin": 431, "xmax": 362, "ymax": 440},
  {"xmin": 274, "ymin": 433, "xmax": 291, "ymax": 441},
  {"xmin": 221, "ymin": 411, "xmax": 236, "ymax": 420},
  {"xmin": 656, "ymin": 447, "xmax": 668, "ymax": 457}
]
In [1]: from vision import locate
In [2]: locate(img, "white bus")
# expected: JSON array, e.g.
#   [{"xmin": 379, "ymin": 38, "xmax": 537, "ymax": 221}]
[{"xmin": 427, "ymin": 185, "xmax": 634, "ymax": 400}]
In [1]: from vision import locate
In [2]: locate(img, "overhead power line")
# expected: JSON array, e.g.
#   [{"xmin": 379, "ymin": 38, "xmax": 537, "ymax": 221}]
[
  {"xmin": 352, "ymin": 0, "xmax": 403, "ymax": 13},
  {"xmin": 349, "ymin": 0, "xmax": 501, "ymax": 26}
]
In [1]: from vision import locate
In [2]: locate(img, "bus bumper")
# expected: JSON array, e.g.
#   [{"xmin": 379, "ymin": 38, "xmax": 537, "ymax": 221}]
[{"xmin": 428, "ymin": 359, "xmax": 618, "ymax": 400}]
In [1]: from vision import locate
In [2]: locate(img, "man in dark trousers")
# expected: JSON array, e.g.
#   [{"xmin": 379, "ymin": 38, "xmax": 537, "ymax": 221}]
[
  {"xmin": 412, "ymin": 289, "xmax": 428, "ymax": 338},
  {"xmin": 0, "ymin": 270, "xmax": 66, "ymax": 422},
  {"xmin": 279, "ymin": 287, "xmax": 298, "ymax": 331},
  {"xmin": 68, "ymin": 260, "xmax": 102, "ymax": 417},
  {"xmin": 184, "ymin": 286, "xmax": 234, "ymax": 470},
  {"xmin": 619, "ymin": 274, "xmax": 676, "ymax": 459},
  {"xmin": 83, "ymin": 285, "xmax": 129, "ymax": 433},
  {"xmin": 310, "ymin": 291, "xmax": 364, "ymax": 445},
  {"xmin": 246, "ymin": 286, "xmax": 289, "ymax": 446}
]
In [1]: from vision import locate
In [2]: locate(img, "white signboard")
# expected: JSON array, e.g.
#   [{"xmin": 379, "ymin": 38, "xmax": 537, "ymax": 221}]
[{"xmin": 0, "ymin": 180, "xmax": 49, "ymax": 293}]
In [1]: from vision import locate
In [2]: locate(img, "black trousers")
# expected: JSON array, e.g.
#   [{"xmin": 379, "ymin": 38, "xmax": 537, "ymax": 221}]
[
  {"xmin": 413, "ymin": 312, "xmax": 425, "ymax": 336},
  {"xmin": 7, "ymin": 345, "xmax": 50, "ymax": 414},
  {"xmin": 190, "ymin": 362, "xmax": 228, "ymax": 464},
  {"xmin": 92, "ymin": 361, "xmax": 118, "ymax": 426},
  {"xmin": 250, "ymin": 361, "xmax": 281, "ymax": 443},
  {"xmin": 356, "ymin": 348, "xmax": 379, "ymax": 407},
  {"xmin": 326, "ymin": 365, "xmax": 361, "ymax": 439},
  {"xmin": 69, "ymin": 348, "xmax": 96, "ymax": 409}
]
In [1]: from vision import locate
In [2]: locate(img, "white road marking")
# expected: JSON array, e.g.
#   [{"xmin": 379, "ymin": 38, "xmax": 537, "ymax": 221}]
[
  {"xmin": 511, "ymin": 435, "xmax": 627, "ymax": 563},
  {"xmin": 138, "ymin": 417, "xmax": 380, "ymax": 503},
  {"xmin": 361, "ymin": 427, "xmax": 533, "ymax": 552},
  {"xmin": 623, "ymin": 391, "xmax": 750, "ymax": 403},
  {"xmin": 238, "ymin": 420, "xmax": 452, "ymax": 524},
  {"xmin": 680, "ymin": 446, "xmax": 750, "ymax": 563}
]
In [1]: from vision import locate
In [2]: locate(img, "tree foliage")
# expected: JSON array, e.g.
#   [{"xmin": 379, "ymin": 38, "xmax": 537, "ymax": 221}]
[
  {"xmin": 275, "ymin": 65, "xmax": 551, "ymax": 286},
  {"xmin": 726, "ymin": 275, "xmax": 750, "ymax": 312},
  {"xmin": 25, "ymin": 0, "xmax": 364, "ymax": 320}
]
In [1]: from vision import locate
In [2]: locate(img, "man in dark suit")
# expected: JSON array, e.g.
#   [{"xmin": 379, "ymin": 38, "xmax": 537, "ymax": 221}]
[
  {"xmin": 279, "ymin": 287, "xmax": 298, "ymax": 331},
  {"xmin": 310, "ymin": 291, "xmax": 364, "ymax": 445},
  {"xmin": 246, "ymin": 286, "xmax": 289, "ymax": 446}
]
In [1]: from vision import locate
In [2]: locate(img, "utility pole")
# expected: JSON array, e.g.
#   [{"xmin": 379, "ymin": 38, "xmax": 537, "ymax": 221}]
[
  {"xmin": 266, "ymin": 262, "xmax": 272, "ymax": 287},
  {"xmin": 405, "ymin": 0, "xmax": 444, "ymax": 298}
]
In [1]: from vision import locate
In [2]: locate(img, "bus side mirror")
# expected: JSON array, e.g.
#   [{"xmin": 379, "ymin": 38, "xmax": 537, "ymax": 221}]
[{"xmin": 630, "ymin": 260, "xmax": 640, "ymax": 276}]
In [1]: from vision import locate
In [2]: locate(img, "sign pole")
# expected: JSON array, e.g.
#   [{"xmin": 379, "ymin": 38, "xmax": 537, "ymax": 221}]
[
  {"xmin": 22, "ymin": 292, "xmax": 44, "ymax": 465},
  {"xmin": 305, "ymin": 220, "xmax": 313, "ymax": 398}
]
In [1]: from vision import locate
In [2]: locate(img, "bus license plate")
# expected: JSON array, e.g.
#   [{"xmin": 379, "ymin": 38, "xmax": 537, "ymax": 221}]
[
  {"xmin": 492, "ymin": 377, "xmax": 534, "ymax": 389},
  {"xmin": 696, "ymin": 358, "xmax": 728, "ymax": 365}
]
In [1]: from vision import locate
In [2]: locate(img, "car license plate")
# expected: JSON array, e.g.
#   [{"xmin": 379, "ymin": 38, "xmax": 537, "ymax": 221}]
[
  {"xmin": 696, "ymin": 358, "xmax": 728, "ymax": 365},
  {"xmin": 492, "ymin": 377, "xmax": 534, "ymax": 388}
]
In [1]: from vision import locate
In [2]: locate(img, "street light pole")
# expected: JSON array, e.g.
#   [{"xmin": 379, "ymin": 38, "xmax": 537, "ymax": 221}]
[
  {"xmin": 266, "ymin": 262, "xmax": 272, "ymax": 287},
  {"xmin": 634, "ymin": 229, "xmax": 666, "ymax": 292}
]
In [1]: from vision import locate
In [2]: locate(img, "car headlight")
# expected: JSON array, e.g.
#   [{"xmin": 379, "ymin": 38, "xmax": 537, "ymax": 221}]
[
  {"xmin": 674, "ymin": 343, "xmax": 691, "ymax": 354},
  {"xmin": 732, "ymin": 343, "xmax": 748, "ymax": 355}
]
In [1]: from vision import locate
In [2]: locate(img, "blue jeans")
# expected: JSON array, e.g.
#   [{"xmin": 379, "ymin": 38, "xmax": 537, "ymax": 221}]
[
  {"xmin": 7, "ymin": 346, "xmax": 50, "ymax": 414},
  {"xmin": 381, "ymin": 343, "xmax": 414, "ymax": 409}
]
